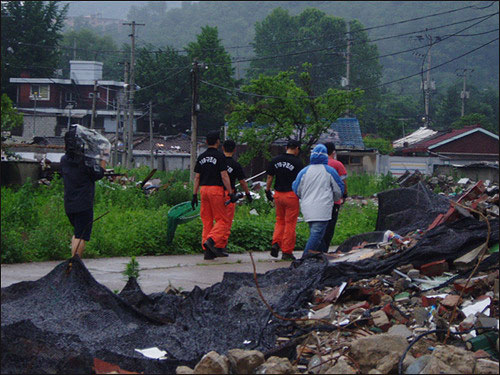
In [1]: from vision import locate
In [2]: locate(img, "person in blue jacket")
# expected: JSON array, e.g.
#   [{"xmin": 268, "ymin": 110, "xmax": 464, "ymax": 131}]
[{"xmin": 292, "ymin": 144, "xmax": 345, "ymax": 258}]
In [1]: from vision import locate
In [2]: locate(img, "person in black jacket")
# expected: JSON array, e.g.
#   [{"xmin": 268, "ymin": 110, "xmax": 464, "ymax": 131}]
[{"xmin": 61, "ymin": 126, "xmax": 107, "ymax": 258}]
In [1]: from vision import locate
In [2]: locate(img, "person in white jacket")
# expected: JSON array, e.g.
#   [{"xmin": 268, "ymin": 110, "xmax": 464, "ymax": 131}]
[{"xmin": 292, "ymin": 144, "xmax": 345, "ymax": 258}]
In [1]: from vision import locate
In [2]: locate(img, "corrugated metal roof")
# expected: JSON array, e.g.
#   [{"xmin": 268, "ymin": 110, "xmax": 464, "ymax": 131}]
[
  {"xmin": 318, "ymin": 117, "xmax": 365, "ymax": 149},
  {"xmin": 393, "ymin": 127, "xmax": 438, "ymax": 148}
]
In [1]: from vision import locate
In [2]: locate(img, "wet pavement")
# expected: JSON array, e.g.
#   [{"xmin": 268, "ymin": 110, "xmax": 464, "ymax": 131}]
[{"xmin": 1, "ymin": 250, "xmax": 307, "ymax": 294}]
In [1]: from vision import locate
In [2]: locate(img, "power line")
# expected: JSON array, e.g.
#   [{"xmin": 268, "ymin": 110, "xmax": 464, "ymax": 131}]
[{"xmin": 199, "ymin": 36, "xmax": 498, "ymax": 99}]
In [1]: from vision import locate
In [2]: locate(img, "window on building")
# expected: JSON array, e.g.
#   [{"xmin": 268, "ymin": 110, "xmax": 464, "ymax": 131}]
[
  {"xmin": 30, "ymin": 84, "xmax": 50, "ymax": 100},
  {"xmin": 65, "ymin": 92, "xmax": 75, "ymax": 102},
  {"xmin": 88, "ymin": 92, "xmax": 101, "ymax": 99},
  {"xmin": 349, "ymin": 156, "xmax": 362, "ymax": 165}
]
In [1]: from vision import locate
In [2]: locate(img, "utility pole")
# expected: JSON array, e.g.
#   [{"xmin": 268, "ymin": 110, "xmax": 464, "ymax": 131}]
[
  {"xmin": 123, "ymin": 20, "xmax": 145, "ymax": 169},
  {"xmin": 457, "ymin": 68, "xmax": 473, "ymax": 117},
  {"xmin": 345, "ymin": 23, "xmax": 351, "ymax": 117},
  {"xmin": 114, "ymin": 101, "xmax": 120, "ymax": 166},
  {"xmin": 190, "ymin": 60, "xmax": 200, "ymax": 183},
  {"xmin": 424, "ymin": 35, "xmax": 432, "ymax": 127},
  {"xmin": 122, "ymin": 61, "xmax": 129, "ymax": 166},
  {"xmin": 73, "ymin": 38, "xmax": 77, "ymax": 60},
  {"xmin": 149, "ymin": 100, "xmax": 154, "ymax": 169},
  {"xmin": 90, "ymin": 80, "xmax": 98, "ymax": 129}
]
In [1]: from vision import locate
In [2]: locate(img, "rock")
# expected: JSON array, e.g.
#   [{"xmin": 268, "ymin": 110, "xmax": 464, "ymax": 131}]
[
  {"xmin": 350, "ymin": 334, "xmax": 407, "ymax": 372},
  {"xmin": 227, "ymin": 349, "xmax": 264, "ymax": 374},
  {"xmin": 402, "ymin": 354, "xmax": 416, "ymax": 372},
  {"xmin": 367, "ymin": 370, "xmax": 382, "ymax": 374},
  {"xmin": 407, "ymin": 269, "xmax": 420, "ymax": 279},
  {"xmin": 375, "ymin": 352, "xmax": 400, "ymax": 374},
  {"xmin": 176, "ymin": 366, "xmax": 195, "ymax": 374},
  {"xmin": 405, "ymin": 354, "xmax": 431, "ymax": 374},
  {"xmin": 421, "ymin": 345, "xmax": 475, "ymax": 374},
  {"xmin": 413, "ymin": 307, "xmax": 429, "ymax": 326},
  {"xmin": 440, "ymin": 294, "xmax": 461, "ymax": 308},
  {"xmin": 307, "ymin": 354, "xmax": 328, "ymax": 374},
  {"xmin": 474, "ymin": 358, "xmax": 499, "ymax": 374},
  {"xmin": 255, "ymin": 356, "xmax": 297, "ymax": 374},
  {"xmin": 193, "ymin": 351, "xmax": 229, "ymax": 374},
  {"xmin": 324, "ymin": 357, "xmax": 356, "ymax": 374},
  {"xmin": 372, "ymin": 310, "xmax": 390, "ymax": 331},
  {"xmin": 380, "ymin": 294, "xmax": 393, "ymax": 305},
  {"xmin": 388, "ymin": 324, "xmax": 412, "ymax": 338}
]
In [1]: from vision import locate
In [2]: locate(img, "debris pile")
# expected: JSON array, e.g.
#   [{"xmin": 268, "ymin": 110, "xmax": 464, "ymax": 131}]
[{"xmin": 1, "ymin": 180, "xmax": 499, "ymax": 374}]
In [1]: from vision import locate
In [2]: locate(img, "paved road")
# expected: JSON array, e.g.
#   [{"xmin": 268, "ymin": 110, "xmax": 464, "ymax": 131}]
[{"xmin": 1, "ymin": 251, "xmax": 305, "ymax": 294}]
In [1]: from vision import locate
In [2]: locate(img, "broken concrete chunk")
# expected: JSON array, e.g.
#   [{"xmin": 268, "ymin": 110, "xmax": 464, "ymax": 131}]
[
  {"xmin": 226, "ymin": 349, "xmax": 264, "ymax": 374},
  {"xmin": 371, "ymin": 310, "xmax": 391, "ymax": 331},
  {"xmin": 405, "ymin": 354, "xmax": 431, "ymax": 374},
  {"xmin": 388, "ymin": 324, "xmax": 412, "ymax": 338},
  {"xmin": 375, "ymin": 352, "xmax": 400, "ymax": 374},
  {"xmin": 176, "ymin": 365, "xmax": 195, "ymax": 374},
  {"xmin": 254, "ymin": 356, "xmax": 297, "ymax": 374},
  {"xmin": 350, "ymin": 334, "xmax": 407, "ymax": 373},
  {"xmin": 474, "ymin": 358, "xmax": 499, "ymax": 374},
  {"xmin": 193, "ymin": 351, "xmax": 229, "ymax": 374},
  {"xmin": 324, "ymin": 357, "xmax": 356, "ymax": 374},
  {"xmin": 421, "ymin": 345, "xmax": 475, "ymax": 374}
]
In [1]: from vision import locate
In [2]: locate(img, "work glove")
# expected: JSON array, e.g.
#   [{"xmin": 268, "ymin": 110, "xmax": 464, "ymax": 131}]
[
  {"xmin": 191, "ymin": 194, "xmax": 198, "ymax": 210},
  {"xmin": 265, "ymin": 190, "xmax": 274, "ymax": 202},
  {"xmin": 246, "ymin": 193, "xmax": 253, "ymax": 203},
  {"xmin": 229, "ymin": 193, "xmax": 240, "ymax": 203},
  {"xmin": 343, "ymin": 192, "xmax": 348, "ymax": 199}
]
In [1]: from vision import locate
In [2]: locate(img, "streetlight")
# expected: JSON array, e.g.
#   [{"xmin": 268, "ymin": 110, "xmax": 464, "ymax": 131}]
[{"xmin": 66, "ymin": 102, "xmax": 74, "ymax": 130}]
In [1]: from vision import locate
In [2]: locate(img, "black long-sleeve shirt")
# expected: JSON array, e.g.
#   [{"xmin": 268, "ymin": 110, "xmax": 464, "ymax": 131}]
[{"xmin": 61, "ymin": 154, "xmax": 104, "ymax": 213}]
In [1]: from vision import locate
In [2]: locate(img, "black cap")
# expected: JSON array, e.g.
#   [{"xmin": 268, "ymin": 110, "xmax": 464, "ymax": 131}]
[{"xmin": 286, "ymin": 139, "xmax": 301, "ymax": 149}]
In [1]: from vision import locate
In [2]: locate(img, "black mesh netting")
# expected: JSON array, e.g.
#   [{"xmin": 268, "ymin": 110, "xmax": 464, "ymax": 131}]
[
  {"xmin": 375, "ymin": 181, "xmax": 451, "ymax": 236},
  {"xmin": 2, "ymin": 189, "xmax": 498, "ymax": 374}
]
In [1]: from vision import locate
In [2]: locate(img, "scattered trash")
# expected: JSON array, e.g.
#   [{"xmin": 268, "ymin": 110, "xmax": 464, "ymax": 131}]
[{"xmin": 135, "ymin": 347, "xmax": 168, "ymax": 360}]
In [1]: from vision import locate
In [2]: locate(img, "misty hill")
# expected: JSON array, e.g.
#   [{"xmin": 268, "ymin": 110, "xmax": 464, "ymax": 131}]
[{"xmin": 63, "ymin": 1, "xmax": 499, "ymax": 94}]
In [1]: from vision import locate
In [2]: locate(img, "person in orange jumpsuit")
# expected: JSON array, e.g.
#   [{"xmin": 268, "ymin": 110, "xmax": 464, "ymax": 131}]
[
  {"xmin": 265, "ymin": 139, "xmax": 303, "ymax": 261},
  {"xmin": 192, "ymin": 131, "xmax": 236, "ymax": 260},
  {"xmin": 220, "ymin": 139, "xmax": 253, "ymax": 251}
]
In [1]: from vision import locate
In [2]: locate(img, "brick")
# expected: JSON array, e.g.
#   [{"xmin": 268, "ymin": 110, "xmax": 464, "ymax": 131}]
[
  {"xmin": 343, "ymin": 301, "xmax": 370, "ymax": 314},
  {"xmin": 382, "ymin": 303, "xmax": 408, "ymax": 324},
  {"xmin": 419, "ymin": 260, "xmax": 448, "ymax": 277},
  {"xmin": 440, "ymin": 294, "xmax": 461, "ymax": 308}
]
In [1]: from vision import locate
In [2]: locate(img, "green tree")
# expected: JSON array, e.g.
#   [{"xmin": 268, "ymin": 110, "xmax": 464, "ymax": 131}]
[
  {"xmin": 135, "ymin": 45, "xmax": 191, "ymax": 133},
  {"xmin": 1, "ymin": 94, "xmax": 23, "ymax": 132},
  {"xmin": 1, "ymin": 1, "xmax": 68, "ymax": 99},
  {"xmin": 362, "ymin": 135, "xmax": 393, "ymax": 155},
  {"xmin": 249, "ymin": 9, "xmax": 381, "ymax": 96},
  {"xmin": 451, "ymin": 113, "xmax": 491, "ymax": 130},
  {"xmin": 59, "ymin": 29, "xmax": 123, "ymax": 81},
  {"xmin": 227, "ymin": 64, "xmax": 361, "ymax": 165},
  {"xmin": 186, "ymin": 26, "xmax": 236, "ymax": 134}
]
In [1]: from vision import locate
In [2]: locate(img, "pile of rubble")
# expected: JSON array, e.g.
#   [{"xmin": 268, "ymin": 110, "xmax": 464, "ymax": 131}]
[{"xmin": 2, "ymin": 179, "xmax": 498, "ymax": 374}]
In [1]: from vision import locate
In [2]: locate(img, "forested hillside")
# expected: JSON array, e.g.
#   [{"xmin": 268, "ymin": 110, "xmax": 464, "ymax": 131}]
[{"xmin": 64, "ymin": 1, "xmax": 499, "ymax": 95}]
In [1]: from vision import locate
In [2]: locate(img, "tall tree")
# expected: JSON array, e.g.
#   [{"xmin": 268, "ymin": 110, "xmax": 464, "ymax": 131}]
[
  {"xmin": 227, "ymin": 64, "xmax": 361, "ymax": 165},
  {"xmin": 134, "ymin": 45, "xmax": 191, "ymax": 134},
  {"xmin": 249, "ymin": 8, "xmax": 381, "ymax": 96},
  {"xmin": 185, "ymin": 26, "xmax": 236, "ymax": 134},
  {"xmin": 1, "ymin": 1, "xmax": 68, "ymax": 99},
  {"xmin": 59, "ymin": 29, "xmax": 123, "ymax": 81}
]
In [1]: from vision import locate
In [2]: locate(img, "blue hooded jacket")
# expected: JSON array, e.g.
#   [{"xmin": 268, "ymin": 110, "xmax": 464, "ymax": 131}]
[{"xmin": 292, "ymin": 144, "xmax": 344, "ymax": 221}]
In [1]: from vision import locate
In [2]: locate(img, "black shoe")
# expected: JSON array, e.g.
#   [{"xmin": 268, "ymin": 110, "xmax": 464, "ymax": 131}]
[
  {"xmin": 204, "ymin": 249, "xmax": 216, "ymax": 260},
  {"xmin": 281, "ymin": 253, "xmax": 296, "ymax": 261},
  {"xmin": 203, "ymin": 238, "xmax": 227, "ymax": 257},
  {"xmin": 270, "ymin": 243, "xmax": 280, "ymax": 258},
  {"xmin": 215, "ymin": 247, "xmax": 229, "ymax": 257}
]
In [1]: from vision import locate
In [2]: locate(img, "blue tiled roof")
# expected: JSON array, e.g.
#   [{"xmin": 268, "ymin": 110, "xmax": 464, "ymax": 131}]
[{"xmin": 318, "ymin": 117, "xmax": 365, "ymax": 150}]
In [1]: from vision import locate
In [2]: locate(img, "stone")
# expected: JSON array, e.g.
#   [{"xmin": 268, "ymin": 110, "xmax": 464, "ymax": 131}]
[
  {"xmin": 193, "ymin": 351, "xmax": 229, "ymax": 374},
  {"xmin": 407, "ymin": 269, "xmax": 420, "ymax": 279},
  {"xmin": 324, "ymin": 357, "xmax": 356, "ymax": 374},
  {"xmin": 441, "ymin": 294, "xmax": 461, "ymax": 308},
  {"xmin": 421, "ymin": 345, "xmax": 475, "ymax": 374},
  {"xmin": 367, "ymin": 370, "xmax": 382, "ymax": 374},
  {"xmin": 413, "ymin": 307, "xmax": 429, "ymax": 326},
  {"xmin": 473, "ymin": 349, "xmax": 491, "ymax": 359},
  {"xmin": 254, "ymin": 356, "xmax": 297, "ymax": 374},
  {"xmin": 307, "ymin": 354, "xmax": 329, "ymax": 374},
  {"xmin": 372, "ymin": 310, "xmax": 391, "ymax": 331},
  {"xmin": 380, "ymin": 294, "xmax": 393, "ymax": 305},
  {"xmin": 350, "ymin": 334, "xmax": 407, "ymax": 373},
  {"xmin": 405, "ymin": 354, "xmax": 431, "ymax": 374},
  {"xmin": 388, "ymin": 324, "xmax": 412, "ymax": 338},
  {"xmin": 474, "ymin": 358, "xmax": 499, "ymax": 374},
  {"xmin": 227, "ymin": 349, "xmax": 264, "ymax": 374},
  {"xmin": 375, "ymin": 352, "xmax": 400, "ymax": 374},
  {"xmin": 176, "ymin": 366, "xmax": 195, "ymax": 374}
]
